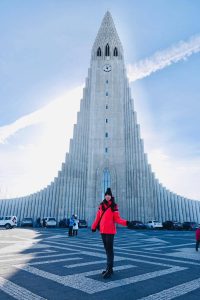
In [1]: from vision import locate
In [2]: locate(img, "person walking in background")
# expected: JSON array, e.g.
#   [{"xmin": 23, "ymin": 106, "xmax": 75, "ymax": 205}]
[
  {"xmin": 68, "ymin": 214, "xmax": 75, "ymax": 237},
  {"xmin": 73, "ymin": 215, "xmax": 79, "ymax": 236},
  {"xmin": 42, "ymin": 218, "xmax": 46, "ymax": 228},
  {"xmin": 195, "ymin": 226, "xmax": 200, "ymax": 251},
  {"xmin": 91, "ymin": 188, "xmax": 131, "ymax": 279}
]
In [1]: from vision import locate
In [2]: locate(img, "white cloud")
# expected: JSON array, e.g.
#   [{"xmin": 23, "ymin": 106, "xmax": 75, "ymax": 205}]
[
  {"xmin": 148, "ymin": 148, "xmax": 200, "ymax": 200},
  {"xmin": 127, "ymin": 34, "xmax": 200, "ymax": 82},
  {"xmin": 0, "ymin": 85, "xmax": 83, "ymax": 145},
  {"xmin": 0, "ymin": 111, "xmax": 43, "ymax": 144},
  {"xmin": 0, "ymin": 85, "xmax": 83, "ymax": 198}
]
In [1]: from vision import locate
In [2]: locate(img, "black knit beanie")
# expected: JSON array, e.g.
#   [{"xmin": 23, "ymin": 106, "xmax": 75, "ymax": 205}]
[{"xmin": 105, "ymin": 188, "xmax": 112, "ymax": 197}]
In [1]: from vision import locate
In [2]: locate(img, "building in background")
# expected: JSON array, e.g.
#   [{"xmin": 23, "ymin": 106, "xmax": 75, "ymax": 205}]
[{"xmin": 0, "ymin": 12, "xmax": 200, "ymax": 224}]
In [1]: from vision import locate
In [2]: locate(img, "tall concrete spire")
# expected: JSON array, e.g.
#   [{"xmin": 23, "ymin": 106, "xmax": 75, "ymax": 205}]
[{"xmin": 92, "ymin": 11, "xmax": 123, "ymax": 59}]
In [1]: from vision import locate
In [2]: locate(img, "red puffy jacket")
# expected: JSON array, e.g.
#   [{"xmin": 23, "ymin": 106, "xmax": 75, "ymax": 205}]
[
  {"xmin": 92, "ymin": 200, "xmax": 127, "ymax": 234},
  {"xmin": 196, "ymin": 228, "xmax": 200, "ymax": 240}
]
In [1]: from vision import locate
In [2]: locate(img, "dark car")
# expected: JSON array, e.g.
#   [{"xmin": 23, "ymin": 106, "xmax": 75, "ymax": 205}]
[
  {"xmin": 163, "ymin": 221, "xmax": 174, "ymax": 230},
  {"xmin": 173, "ymin": 221, "xmax": 183, "ymax": 230},
  {"xmin": 163, "ymin": 221, "xmax": 182, "ymax": 230},
  {"xmin": 21, "ymin": 217, "xmax": 33, "ymax": 227},
  {"xmin": 128, "ymin": 221, "xmax": 146, "ymax": 229},
  {"xmin": 78, "ymin": 219, "xmax": 88, "ymax": 228},
  {"xmin": 59, "ymin": 218, "xmax": 70, "ymax": 228},
  {"xmin": 182, "ymin": 221, "xmax": 199, "ymax": 230}
]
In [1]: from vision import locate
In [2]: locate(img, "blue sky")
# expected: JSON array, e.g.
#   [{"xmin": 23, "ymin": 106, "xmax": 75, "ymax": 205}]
[{"xmin": 0, "ymin": 0, "xmax": 200, "ymax": 200}]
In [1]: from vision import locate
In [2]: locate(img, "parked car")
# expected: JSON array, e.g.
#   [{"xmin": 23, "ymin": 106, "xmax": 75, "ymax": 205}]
[
  {"xmin": 182, "ymin": 221, "xmax": 199, "ymax": 230},
  {"xmin": 44, "ymin": 217, "xmax": 57, "ymax": 228},
  {"xmin": 0, "ymin": 216, "xmax": 17, "ymax": 229},
  {"xmin": 173, "ymin": 221, "xmax": 183, "ymax": 230},
  {"xmin": 21, "ymin": 217, "xmax": 33, "ymax": 227},
  {"xmin": 163, "ymin": 221, "xmax": 174, "ymax": 230},
  {"xmin": 163, "ymin": 220, "xmax": 182, "ymax": 230},
  {"xmin": 78, "ymin": 219, "xmax": 88, "ymax": 228},
  {"xmin": 146, "ymin": 220, "xmax": 163, "ymax": 229},
  {"xmin": 128, "ymin": 220, "xmax": 146, "ymax": 229},
  {"xmin": 59, "ymin": 218, "xmax": 69, "ymax": 228}
]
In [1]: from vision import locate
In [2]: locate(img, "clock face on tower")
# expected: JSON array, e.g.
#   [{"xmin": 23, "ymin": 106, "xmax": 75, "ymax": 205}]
[{"xmin": 103, "ymin": 64, "xmax": 112, "ymax": 72}]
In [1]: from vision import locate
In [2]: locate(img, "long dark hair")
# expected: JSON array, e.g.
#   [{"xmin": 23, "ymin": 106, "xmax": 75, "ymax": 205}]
[{"xmin": 101, "ymin": 196, "xmax": 117, "ymax": 212}]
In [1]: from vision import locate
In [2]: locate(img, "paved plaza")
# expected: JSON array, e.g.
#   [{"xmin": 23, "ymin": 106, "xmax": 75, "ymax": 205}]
[{"xmin": 0, "ymin": 227, "xmax": 200, "ymax": 299}]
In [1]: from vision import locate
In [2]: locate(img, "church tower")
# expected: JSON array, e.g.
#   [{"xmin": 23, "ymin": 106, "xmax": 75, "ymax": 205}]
[
  {"xmin": 86, "ymin": 12, "xmax": 129, "ymax": 221},
  {"xmin": 85, "ymin": 11, "xmax": 156, "ymax": 222},
  {"xmin": 1, "ymin": 12, "xmax": 200, "ymax": 225}
]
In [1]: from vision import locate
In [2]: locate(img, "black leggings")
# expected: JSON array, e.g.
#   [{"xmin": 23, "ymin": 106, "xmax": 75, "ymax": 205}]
[
  {"xmin": 101, "ymin": 234, "xmax": 114, "ymax": 269},
  {"xmin": 196, "ymin": 240, "xmax": 200, "ymax": 251},
  {"xmin": 68, "ymin": 226, "xmax": 73, "ymax": 236}
]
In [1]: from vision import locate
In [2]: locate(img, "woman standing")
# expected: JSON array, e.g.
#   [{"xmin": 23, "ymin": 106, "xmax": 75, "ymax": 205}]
[{"xmin": 91, "ymin": 188, "xmax": 130, "ymax": 279}]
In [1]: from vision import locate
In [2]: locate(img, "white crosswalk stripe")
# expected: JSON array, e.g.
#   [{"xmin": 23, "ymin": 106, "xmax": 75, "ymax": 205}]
[
  {"xmin": 138, "ymin": 277, "xmax": 200, "ymax": 300},
  {"xmin": 0, "ymin": 276, "xmax": 47, "ymax": 300},
  {"xmin": 15, "ymin": 264, "xmax": 186, "ymax": 294}
]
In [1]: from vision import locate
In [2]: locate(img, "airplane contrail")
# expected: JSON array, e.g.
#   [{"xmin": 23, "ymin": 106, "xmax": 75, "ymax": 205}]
[{"xmin": 127, "ymin": 34, "xmax": 200, "ymax": 82}]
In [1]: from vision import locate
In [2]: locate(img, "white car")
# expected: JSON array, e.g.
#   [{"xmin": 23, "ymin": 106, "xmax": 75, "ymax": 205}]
[
  {"xmin": 44, "ymin": 217, "xmax": 57, "ymax": 228},
  {"xmin": 146, "ymin": 220, "xmax": 163, "ymax": 229},
  {"xmin": 0, "ymin": 216, "xmax": 17, "ymax": 229}
]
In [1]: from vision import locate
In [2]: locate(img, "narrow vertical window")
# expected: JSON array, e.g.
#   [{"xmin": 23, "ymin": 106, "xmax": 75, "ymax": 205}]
[
  {"xmin": 106, "ymin": 105, "xmax": 108, "ymax": 109},
  {"xmin": 106, "ymin": 92, "xmax": 108, "ymax": 96},
  {"xmin": 113, "ymin": 47, "xmax": 118, "ymax": 56},
  {"xmin": 97, "ymin": 47, "xmax": 101, "ymax": 56},
  {"xmin": 105, "ymin": 118, "xmax": 108, "ymax": 123},
  {"xmin": 106, "ymin": 80, "xmax": 108, "ymax": 84},
  {"xmin": 105, "ymin": 147, "xmax": 108, "ymax": 153},
  {"xmin": 105, "ymin": 132, "xmax": 108, "ymax": 137},
  {"xmin": 105, "ymin": 44, "xmax": 110, "ymax": 56},
  {"xmin": 102, "ymin": 169, "xmax": 111, "ymax": 199}
]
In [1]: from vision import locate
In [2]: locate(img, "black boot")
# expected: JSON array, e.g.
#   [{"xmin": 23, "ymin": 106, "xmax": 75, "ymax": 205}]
[
  {"xmin": 102, "ymin": 268, "xmax": 114, "ymax": 275},
  {"xmin": 102, "ymin": 268, "xmax": 113, "ymax": 279}
]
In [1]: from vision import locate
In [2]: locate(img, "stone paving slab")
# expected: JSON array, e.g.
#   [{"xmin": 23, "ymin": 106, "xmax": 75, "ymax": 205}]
[{"xmin": 0, "ymin": 228, "xmax": 199, "ymax": 299}]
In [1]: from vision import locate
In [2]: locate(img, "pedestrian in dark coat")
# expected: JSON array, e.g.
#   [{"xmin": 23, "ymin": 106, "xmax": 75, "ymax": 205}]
[
  {"xmin": 73, "ymin": 215, "xmax": 79, "ymax": 236},
  {"xmin": 68, "ymin": 215, "xmax": 75, "ymax": 237},
  {"xmin": 92, "ymin": 188, "xmax": 131, "ymax": 279},
  {"xmin": 42, "ymin": 218, "xmax": 46, "ymax": 228}
]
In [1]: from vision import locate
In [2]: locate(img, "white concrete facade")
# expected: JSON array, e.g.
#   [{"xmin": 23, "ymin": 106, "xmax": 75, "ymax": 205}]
[{"xmin": 1, "ymin": 12, "xmax": 200, "ymax": 224}]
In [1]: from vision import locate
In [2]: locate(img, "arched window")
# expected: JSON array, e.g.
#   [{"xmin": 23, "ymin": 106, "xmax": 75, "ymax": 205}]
[
  {"xmin": 105, "ymin": 44, "xmax": 110, "ymax": 56},
  {"xmin": 113, "ymin": 47, "xmax": 118, "ymax": 56},
  {"xmin": 102, "ymin": 169, "xmax": 111, "ymax": 199},
  {"xmin": 97, "ymin": 47, "xmax": 101, "ymax": 56}
]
